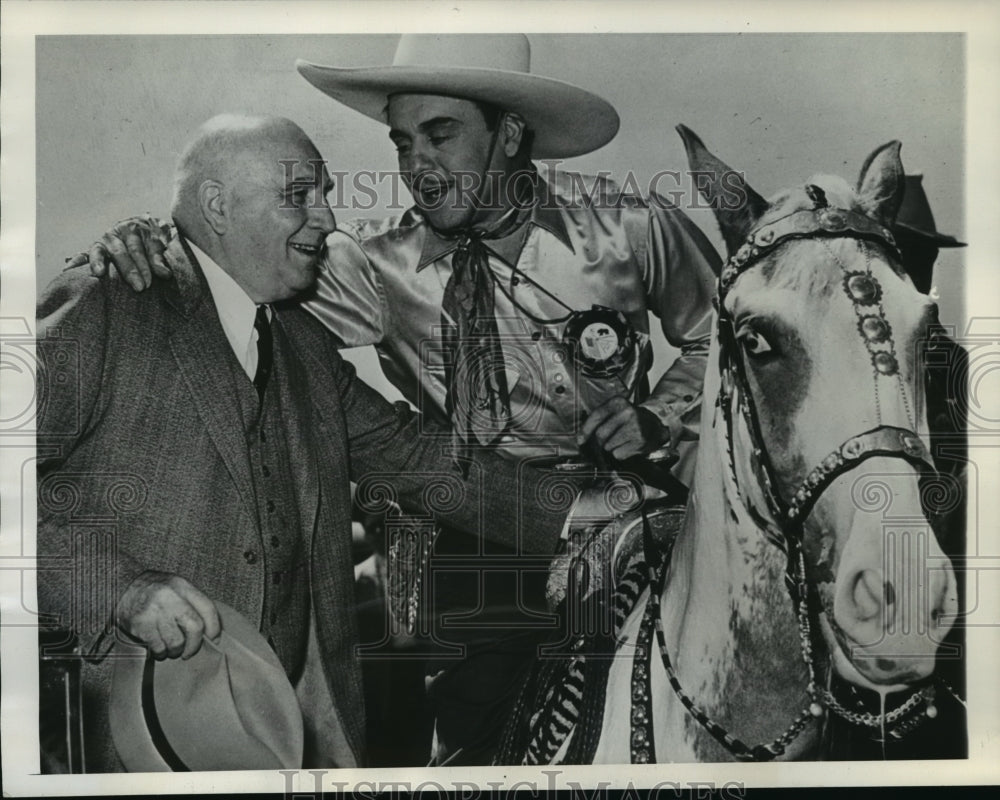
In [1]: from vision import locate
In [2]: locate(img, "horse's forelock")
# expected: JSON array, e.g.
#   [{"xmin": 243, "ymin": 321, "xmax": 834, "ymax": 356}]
[
  {"xmin": 746, "ymin": 175, "xmax": 876, "ymax": 296},
  {"xmin": 755, "ymin": 239, "xmax": 844, "ymax": 299},
  {"xmin": 763, "ymin": 174, "xmax": 860, "ymax": 219}
]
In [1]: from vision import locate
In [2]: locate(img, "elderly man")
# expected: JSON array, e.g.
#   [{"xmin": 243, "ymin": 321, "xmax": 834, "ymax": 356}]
[
  {"xmin": 78, "ymin": 34, "xmax": 719, "ymax": 764},
  {"xmin": 37, "ymin": 114, "xmax": 575, "ymax": 772}
]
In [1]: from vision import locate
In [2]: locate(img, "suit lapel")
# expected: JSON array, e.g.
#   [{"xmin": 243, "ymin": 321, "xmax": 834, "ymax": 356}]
[
  {"xmin": 272, "ymin": 315, "xmax": 320, "ymax": 551},
  {"xmin": 164, "ymin": 237, "xmax": 259, "ymax": 526}
]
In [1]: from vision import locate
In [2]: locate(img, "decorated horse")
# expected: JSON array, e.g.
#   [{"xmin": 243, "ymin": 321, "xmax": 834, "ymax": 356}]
[{"xmin": 498, "ymin": 127, "xmax": 963, "ymax": 763}]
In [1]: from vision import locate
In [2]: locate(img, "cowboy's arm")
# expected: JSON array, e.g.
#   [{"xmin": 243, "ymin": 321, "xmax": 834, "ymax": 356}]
[
  {"xmin": 37, "ymin": 271, "xmax": 220, "ymax": 660},
  {"xmin": 72, "ymin": 217, "xmax": 390, "ymax": 350},
  {"xmin": 300, "ymin": 227, "xmax": 386, "ymax": 347},
  {"xmin": 67, "ymin": 214, "xmax": 175, "ymax": 290},
  {"xmin": 580, "ymin": 201, "xmax": 718, "ymax": 460},
  {"xmin": 317, "ymin": 343, "xmax": 573, "ymax": 554},
  {"xmin": 639, "ymin": 198, "xmax": 719, "ymax": 444}
]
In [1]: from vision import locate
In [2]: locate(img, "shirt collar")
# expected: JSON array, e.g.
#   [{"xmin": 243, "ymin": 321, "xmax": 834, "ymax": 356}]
[
  {"xmin": 414, "ymin": 172, "xmax": 575, "ymax": 272},
  {"xmin": 187, "ymin": 240, "xmax": 261, "ymax": 371}
]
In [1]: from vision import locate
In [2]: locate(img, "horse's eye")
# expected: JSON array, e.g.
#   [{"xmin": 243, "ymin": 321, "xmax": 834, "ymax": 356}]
[{"xmin": 738, "ymin": 327, "xmax": 774, "ymax": 358}]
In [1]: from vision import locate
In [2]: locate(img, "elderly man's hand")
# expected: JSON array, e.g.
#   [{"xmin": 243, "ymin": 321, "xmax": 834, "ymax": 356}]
[
  {"xmin": 66, "ymin": 214, "xmax": 174, "ymax": 291},
  {"xmin": 578, "ymin": 396, "xmax": 671, "ymax": 461},
  {"xmin": 116, "ymin": 570, "xmax": 221, "ymax": 660}
]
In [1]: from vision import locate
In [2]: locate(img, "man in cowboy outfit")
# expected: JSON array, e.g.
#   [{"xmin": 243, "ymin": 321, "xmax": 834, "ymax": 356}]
[
  {"xmin": 39, "ymin": 114, "xmax": 591, "ymax": 771},
  {"xmin": 79, "ymin": 34, "xmax": 720, "ymax": 764}
]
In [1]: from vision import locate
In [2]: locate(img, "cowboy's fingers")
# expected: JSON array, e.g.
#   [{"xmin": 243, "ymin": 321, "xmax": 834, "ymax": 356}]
[
  {"xmin": 121, "ymin": 226, "xmax": 155, "ymax": 285},
  {"xmin": 133, "ymin": 213, "xmax": 175, "ymax": 279},
  {"xmin": 591, "ymin": 409, "xmax": 633, "ymax": 450},
  {"xmin": 108, "ymin": 217, "xmax": 158, "ymax": 285},
  {"xmin": 176, "ymin": 581, "xmax": 221, "ymax": 643},
  {"xmin": 86, "ymin": 241, "xmax": 113, "ymax": 277},
  {"xmin": 147, "ymin": 236, "xmax": 172, "ymax": 280},
  {"xmin": 101, "ymin": 231, "xmax": 149, "ymax": 291},
  {"xmin": 609, "ymin": 439, "xmax": 644, "ymax": 461},
  {"xmin": 603, "ymin": 421, "xmax": 644, "ymax": 459},
  {"xmin": 138, "ymin": 211, "xmax": 172, "ymax": 241},
  {"xmin": 66, "ymin": 251, "xmax": 91, "ymax": 270},
  {"xmin": 578, "ymin": 396, "xmax": 629, "ymax": 443}
]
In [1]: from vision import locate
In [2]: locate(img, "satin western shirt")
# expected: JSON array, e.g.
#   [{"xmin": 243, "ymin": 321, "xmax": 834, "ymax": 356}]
[{"xmin": 303, "ymin": 170, "xmax": 720, "ymax": 463}]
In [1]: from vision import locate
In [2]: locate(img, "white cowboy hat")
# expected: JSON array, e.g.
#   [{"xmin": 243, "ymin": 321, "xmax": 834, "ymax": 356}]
[
  {"xmin": 296, "ymin": 34, "xmax": 620, "ymax": 159},
  {"xmin": 109, "ymin": 601, "xmax": 303, "ymax": 772}
]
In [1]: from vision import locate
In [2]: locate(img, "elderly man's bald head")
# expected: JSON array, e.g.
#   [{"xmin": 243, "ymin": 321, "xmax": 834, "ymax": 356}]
[
  {"xmin": 171, "ymin": 114, "xmax": 315, "ymax": 225},
  {"xmin": 170, "ymin": 114, "xmax": 336, "ymax": 303}
]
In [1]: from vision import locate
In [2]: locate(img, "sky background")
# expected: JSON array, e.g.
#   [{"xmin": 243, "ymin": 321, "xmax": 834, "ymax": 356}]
[{"xmin": 35, "ymin": 33, "xmax": 965, "ymax": 401}]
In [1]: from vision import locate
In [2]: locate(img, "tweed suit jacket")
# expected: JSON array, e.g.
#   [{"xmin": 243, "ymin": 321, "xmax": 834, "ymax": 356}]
[{"xmin": 36, "ymin": 236, "xmax": 570, "ymax": 771}]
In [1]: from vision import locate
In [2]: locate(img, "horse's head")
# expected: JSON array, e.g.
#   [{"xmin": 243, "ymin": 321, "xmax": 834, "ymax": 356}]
[{"xmin": 678, "ymin": 127, "xmax": 958, "ymax": 691}]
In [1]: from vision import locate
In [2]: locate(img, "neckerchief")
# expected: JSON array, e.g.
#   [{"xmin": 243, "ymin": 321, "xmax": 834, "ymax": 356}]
[{"xmin": 440, "ymin": 201, "xmax": 531, "ymax": 469}]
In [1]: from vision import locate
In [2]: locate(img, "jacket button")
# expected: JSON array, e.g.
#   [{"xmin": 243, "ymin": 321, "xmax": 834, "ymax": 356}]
[
  {"xmin": 555, "ymin": 385, "xmax": 566, "ymax": 395},
  {"xmin": 243, "ymin": 550, "xmax": 258, "ymax": 565}
]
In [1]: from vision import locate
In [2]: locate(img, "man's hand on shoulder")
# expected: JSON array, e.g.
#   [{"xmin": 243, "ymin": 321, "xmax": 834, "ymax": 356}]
[
  {"xmin": 66, "ymin": 214, "xmax": 175, "ymax": 291},
  {"xmin": 116, "ymin": 570, "xmax": 221, "ymax": 660}
]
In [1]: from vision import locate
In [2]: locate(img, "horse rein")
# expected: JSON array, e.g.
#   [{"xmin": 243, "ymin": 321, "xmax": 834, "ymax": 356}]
[{"xmin": 633, "ymin": 194, "xmax": 951, "ymax": 762}]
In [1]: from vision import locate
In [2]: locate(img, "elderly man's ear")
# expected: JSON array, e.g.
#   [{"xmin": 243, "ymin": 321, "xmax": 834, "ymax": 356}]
[{"xmin": 199, "ymin": 180, "xmax": 229, "ymax": 236}]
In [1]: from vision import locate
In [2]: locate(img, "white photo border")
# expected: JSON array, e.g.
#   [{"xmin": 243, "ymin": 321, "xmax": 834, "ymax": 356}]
[{"xmin": 3, "ymin": 0, "xmax": 999, "ymax": 795}]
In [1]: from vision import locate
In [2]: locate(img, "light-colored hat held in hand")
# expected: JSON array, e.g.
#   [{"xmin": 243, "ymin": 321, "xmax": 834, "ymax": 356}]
[
  {"xmin": 296, "ymin": 33, "xmax": 620, "ymax": 159},
  {"xmin": 109, "ymin": 601, "xmax": 303, "ymax": 772}
]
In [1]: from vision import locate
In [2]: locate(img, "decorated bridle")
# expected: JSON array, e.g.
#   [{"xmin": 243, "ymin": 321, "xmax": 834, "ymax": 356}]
[
  {"xmin": 633, "ymin": 188, "xmax": 955, "ymax": 763},
  {"xmin": 715, "ymin": 188, "xmax": 937, "ymax": 533}
]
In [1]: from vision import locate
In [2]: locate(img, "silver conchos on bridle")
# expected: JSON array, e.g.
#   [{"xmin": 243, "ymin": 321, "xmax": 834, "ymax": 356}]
[{"xmin": 636, "ymin": 191, "xmax": 952, "ymax": 762}]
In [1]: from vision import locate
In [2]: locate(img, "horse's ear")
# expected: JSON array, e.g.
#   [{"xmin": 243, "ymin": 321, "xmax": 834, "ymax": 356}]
[
  {"xmin": 856, "ymin": 141, "xmax": 904, "ymax": 225},
  {"xmin": 676, "ymin": 124, "xmax": 769, "ymax": 260}
]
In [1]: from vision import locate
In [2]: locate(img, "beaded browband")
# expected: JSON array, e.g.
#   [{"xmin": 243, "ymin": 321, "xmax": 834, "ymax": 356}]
[
  {"xmin": 629, "ymin": 189, "xmax": 947, "ymax": 763},
  {"xmin": 719, "ymin": 201, "xmax": 901, "ymax": 297},
  {"xmin": 716, "ymin": 190, "xmax": 929, "ymax": 531}
]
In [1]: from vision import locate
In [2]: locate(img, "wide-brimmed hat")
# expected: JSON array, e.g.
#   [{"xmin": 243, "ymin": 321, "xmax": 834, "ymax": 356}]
[
  {"xmin": 893, "ymin": 174, "xmax": 965, "ymax": 249},
  {"xmin": 109, "ymin": 602, "xmax": 303, "ymax": 772},
  {"xmin": 296, "ymin": 34, "xmax": 620, "ymax": 159}
]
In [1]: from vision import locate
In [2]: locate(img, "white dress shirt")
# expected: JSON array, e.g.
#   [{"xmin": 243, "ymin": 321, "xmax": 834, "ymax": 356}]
[{"xmin": 189, "ymin": 241, "xmax": 268, "ymax": 381}]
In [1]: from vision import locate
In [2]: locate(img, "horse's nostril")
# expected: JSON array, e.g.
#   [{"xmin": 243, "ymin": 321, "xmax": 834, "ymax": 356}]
[{"xmin": 852, "ymin": 570, "xmax": 883, "ymax": 621}]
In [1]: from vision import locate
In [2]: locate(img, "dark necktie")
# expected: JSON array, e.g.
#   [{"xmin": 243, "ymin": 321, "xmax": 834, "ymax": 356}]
[
  {"xmin": 253, "ymin": 305, "xmax": 272, "ymax": 402},
  {"xmin": 440, "ymin": 212, "xmax": 528, "ymax": 467}
]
